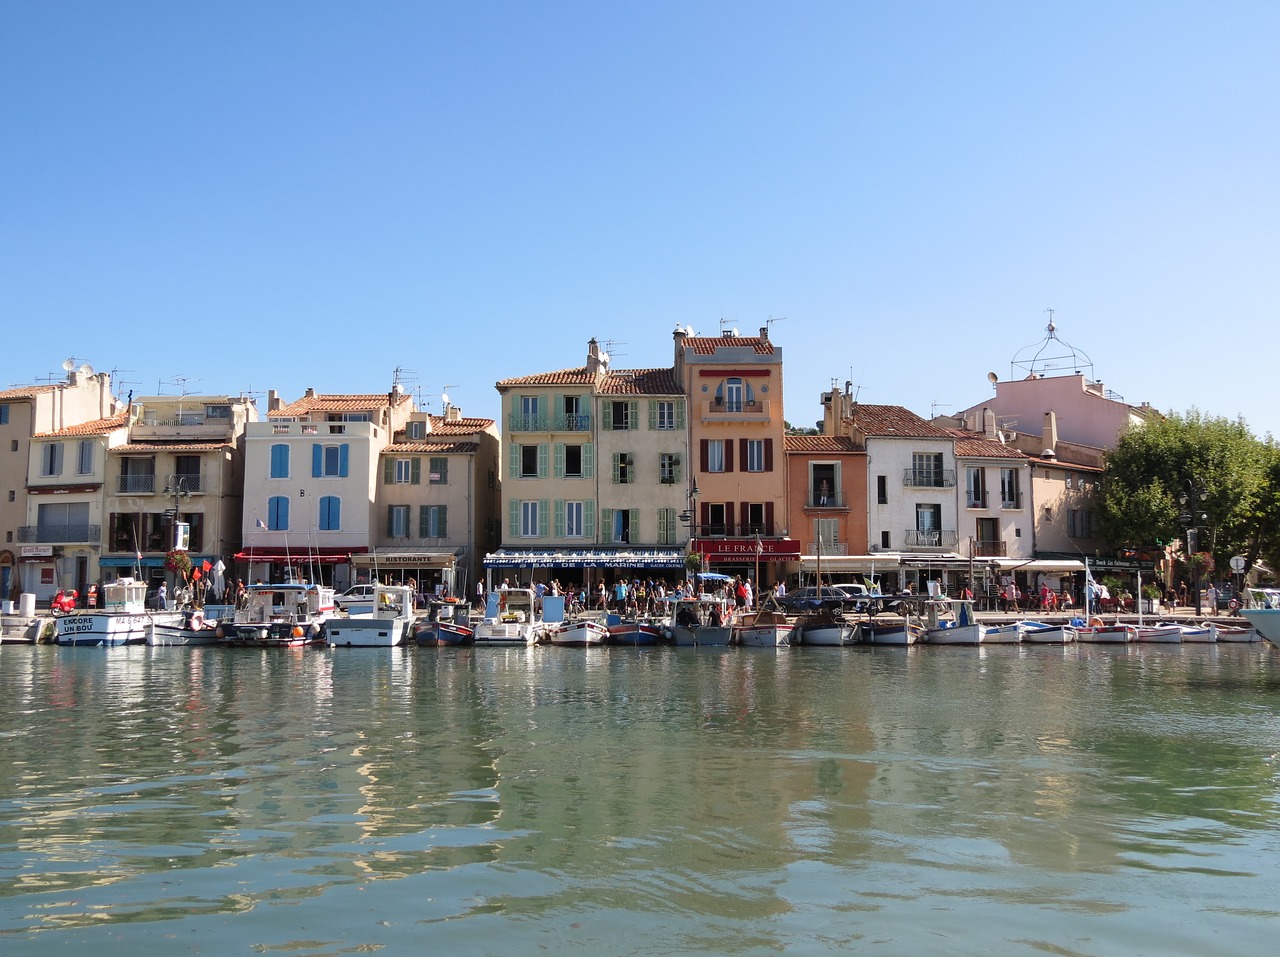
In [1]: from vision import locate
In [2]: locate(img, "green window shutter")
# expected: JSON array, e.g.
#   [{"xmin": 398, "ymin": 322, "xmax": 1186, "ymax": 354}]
[
  {"xmin": 439, "ymin": 505, "xmax": 447, "ymax": 539},
  {"xmin": 583, "ymin": 443, "xmax": 594, "ymax": 478},
  {"xmin": 630, "ymin": 508, "xmax": 640, "ymax": 541},
  {"xmin": 675, "ymin": 400, "xmax": 685, "ymax": 430},
  {"xmin": 628, "ymin": 401, "xmax": 639, "ymax": 430},
  {"xmin": 612, "ymin": 453, "xmax": 621, "ymax": 484},
  {"xmin": 553, "ymin": 394, "xmax": 564, "ymax": 426},
  {"xmin": 509, "ymin": 445, "xmax": 520, "ymax": 479},
  {"xmin": 584, "ymin": 500, "xmax": 595, "ymax": 538},
  {"xmin": 410, "ymin": 457, "xmax": 421, "ymax": 485},
  {"xmin": 674, "ymin": 454, "xmax": 683, "ymax": 484},
  {"xmin": 658, "ymin": 508, "xmax": 669, "ymax": 540},
  {"xmin": 554, "ymin": 499, "xmax": 565, "ymax": 537},
  {"xmin": 553, "ymin": 443, "xmax": 565, "ymax": 478},
  {"xmin": 537, "ymin": 443, "xmax": 549, "ymax": 478},
  {"xmin": 648, "ymin": 400, "xmax": 657, "ymax": 430},
  {"xmin": 602, "ymin": 402, "xmax": 613, "ymax": 430},
  {"xmin": 384, "ymin": 458, "xmax": 394, "ymax": 484},
  {"xmin": 387, "ymin": 505, "xmax": 396, "ymax": 537},
  {"xmin": 419, "ymin": 505, "xmax": 429, "ymax": 538},
  {"xmin": 538, "ymin": 500, "xmax": 550, "ymax": 537},
  {"xmin": 600, "ymin": 508, "xmax": 613, "ymax": 543},
  {"xmin": 509, "ymin": 499, "xmax": 520, "ymax": 537}
]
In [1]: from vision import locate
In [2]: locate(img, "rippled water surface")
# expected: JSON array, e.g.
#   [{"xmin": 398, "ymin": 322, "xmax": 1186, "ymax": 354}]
[{"xmin": 2, "ymin": 642, "xmax": 1280, "ymax": 956}]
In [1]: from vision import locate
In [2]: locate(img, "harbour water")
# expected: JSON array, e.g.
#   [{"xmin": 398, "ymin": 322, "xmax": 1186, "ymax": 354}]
[{"xmin": 2, "ymin": 642, "xmax": 1280, "ymax": 955}]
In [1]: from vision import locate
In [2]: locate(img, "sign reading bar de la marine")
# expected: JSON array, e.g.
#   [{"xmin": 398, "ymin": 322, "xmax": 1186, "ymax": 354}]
[{"xmin": 694, "ymin": 539, "xmax": 801, "ymax": 561}]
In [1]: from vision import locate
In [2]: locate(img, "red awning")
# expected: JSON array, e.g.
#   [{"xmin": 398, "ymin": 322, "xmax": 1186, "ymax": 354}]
[
  {"xmin": 693, "ymin": 538, "xmax": 801, "ymax": 562},
  {"xmin": 234, "ymin": 547, "xmax": 365, "ymax": 565}
]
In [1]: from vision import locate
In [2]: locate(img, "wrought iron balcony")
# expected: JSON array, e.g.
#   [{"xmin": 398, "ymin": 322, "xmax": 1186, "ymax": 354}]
[
  {"xmin": 965, "ymin": 491, "xmax": 989, "ymax": 508},
  {"xmin": 805, "ymin": 541, "xmax": 849, "ymax": 555},
  {"xmin": 1000, "ymin": 493, "xmax": 1023, "ymax": 509},
  {"xmin": 902, "ymin": 468, "xmax": 955, "ymax": 488},
  {"xmin": 903, "ymin": 529, "xmax": 959, "ymax": 548},
  {"xmin": 973, "ymin": 539, "xmax": 1006, "ymax": 557},
  {"xmin": 550, "ymin": 413, "xmax": 592, "ymax": 432},
  {"xmin": 19, "ymin": 524, "xmax": 101, "ymax": 544},
  {"xmin": 117, "ymin": 474, "xmax": 156, "ymax": 493}
]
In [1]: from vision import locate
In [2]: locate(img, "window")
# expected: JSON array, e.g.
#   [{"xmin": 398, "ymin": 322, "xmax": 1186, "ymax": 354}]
[
  {"xmin": 419, "ymin": 504, "xmax": 447, "ymax": 538},
  {"xmin": 745, "ymin": 440, "xmax": 764, "ymax": 472},
  {"xmin": 881, "ymin": 530, "xmax": 891, "ymax": 549},
  {"xmin": 651, "ymin": 399, "xmax": 683, "ymax": 431},
  {"xmin": 613, "ymin": 452, "xmax": 634, "ymax": 484},
  {"xmin": 429, "ymin": 457, "xmax": 448, "ymax": 484},
  {"xmin": 657, "ymin": 507, "xmax": 677, "ymax": 545},
  {"xmin": 76, "ymin": 440, "xmax": 94, "ymax": 475},
  {"xmin": 407, "ymin": 420, "xmax": 425, "ymax": 440},
  {"xmin": 319, "ymin": 444, "xmax": 344, "ymax": 477},
  {"xmin": 706, "ymin": 503, "xmax": 727, "ymax": 537},
  {"xmin": 659, "ymin": 452, "xmax": 681, "ymax": 484},
  {"xmin": 606, "ymin": 400, "xmax": 636, "ymax": 431},
  {"xmin": 41, "ymin": 442, "xmax": 63, "ymax": 477},
  {"xmin": 268, "ymin": 495, "xmax": 290, "ymax": 531},
  {"xmin": 36, "ymin": 501, "xmax": 89, "ymax": 541},
  {"xmin": 744, "ymin": 503, "xmax": 766, "ymax": 535},
  {"xmin": 396, "ymin": 459, "xmax": 414, "ymax": 484},
  {"xmin": 0, "ymin": 404, "xmax": 8, "ymax": 424},
  {"xmin": 706, "ymin": 439, "xmax": 725, "ymax": 473},
  {"xmin": 966, "ymin": 467, "xmax": 987, "ymax": 508},
  {"xmin": 560, "ymin": 395, "xmax": 589, "ymax": 431},
  {"xmin": 205, "ymin": 404, "xmax": 231, "ymax": 419},
  {"xmin": 270, "ymin": 443, "xmax": 290, "ymax": 478},
  {"xmin": 877, "ymin": 475, "xmax": 888, "ymax": 504},
  {"xmin": 815, "ymin": 517, "xmax": 839, "ymax": 551},
  {"xmin": 1000, "ymin": 468, "xmax": 1021, "ymax": 508},
  {"xmin": 601, "ymin": 508, "xmax": 637, "ymax": 544},
  {"xmin": 7, "ymin": 490, "xmax": 13, "ymax": 502},
  {"xmin": 561, "ymin": 444, "xmax": 587, "ymax": 478},
  {"xmin": 810, "ymin": 463, "xmax": 838, "ymax": 506},
  {"xmin": 521, "ymin": 395, "xmax": 540, "ymax": 429},
  {"xmin": 521, "ymin": 444, "xmax": 539, "ymax": 477},
  {"xmin": 715, "ymin": 377, "xmax": 754, "ymax": 412},
  {"xmin": 520, "ymin": 500, "xmax": 540, "ymax": 537},
  {"xmin": 911, "ymin": 452, "xmax": 944, "ymax": 487},
  {"xmin": 388, "ymin": 504, "xmax": 410, "ymax": 538},
  {"xmin": 319, "ymin": 495, "xmax": 341, "ymax": 531},
  {"xmin": 565, "ymin": 501, "xmax": 584, "ymax": 537}
]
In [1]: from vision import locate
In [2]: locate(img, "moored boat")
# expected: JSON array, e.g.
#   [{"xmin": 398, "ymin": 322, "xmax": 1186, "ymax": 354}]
[
  {"xmin": 607, "ymin": 619, "xmax": 666, "ymax": 646},
  {"xmin": 1076, "ymin": 622, "xmax": 1136, "ymax": 643},
  {"xmin": 1019, "ymin": 621, "xmax": 1077, "ymax": 644},
  {"xmin": 1133, "ymin": 623, "xmax": 1183, "ymax": 643},
  {"xmin": 1240, "ymin": 589, "xmax": 1280, "ymax": 646},
  {"xmin": 1177, "ymin": 623, "xmax": 1217, "ymax": 643},
  {"xmin": 862, "ymin": 618, "xmax": 923, "ymax": 646},
  {"xmin": 922, "ymin": 599, "xmax": 987, "ymax": 645},
  {"xmin": 795, "ymin": 609, "xmax": 858, "ymax": 646},
  {"xmin": 1213, "ymin": 623, "xmax": 1260, "ymax": 642},
  {"xmin": 55, "ymin": 578, "xmax": 182, "ymax": 646},
  {"xmin": 732, "ymin": 608, "xmax": 795, "ymax": 647},
  {"xmin": 225, "ymin": 583, "xmax": 335, "ymax": 647},
  {"xmin": 326, "ymin": 584, "xmax": 415, "ymax": 647},
  {"xmin": 474, "ymin": 588, "xmax": 545, "ymax": 645},
  {"xmin": 546, "ymin": 618, "xmax": 609, "ymax": 646},
  {"xmin": 412, "ymin": 599, "xmax": 475, "ymax": 646},
  {"xmin": 147, "ymin": 605, "xmax": 232, "ymax": 646},
  {"xmin": 661, "ymin": 595, "xmax": 733, "ymax": 646}
]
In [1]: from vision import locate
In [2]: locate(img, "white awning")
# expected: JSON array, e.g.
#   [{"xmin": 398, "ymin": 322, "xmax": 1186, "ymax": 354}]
[
  {"xmin": 485, "ymin": 547, "xmax": 685, "ymax": 569},
  {"xmin": 992, "ymin": 559, "xmax": 1086, "ymax": 572},
  {"xmin": 351, "ymin": 548, "xmax": 458, "ymax": 568}
]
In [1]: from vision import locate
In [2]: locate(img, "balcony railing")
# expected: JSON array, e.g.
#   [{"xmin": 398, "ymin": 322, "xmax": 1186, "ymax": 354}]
[
  {"xmin": 903, "ymin": 468, "xmax": 955, "ymax": 488},
  {"xmin": 694, "ymin": 522, "xmax": 777, "ymax": 538},
  {"xmin": 903, "ymin": 529, "xmax": 959, "ymax": 548},
  {"xmin": 1001, "ymin": 493, "xmax": 1023, "ymax": 509},
  {"xmin": 806, "ymin": 493, "xmax": 847, "ymax": 508},
  {"xmin": 19, "ymin": 524, "xmax": 101, "ymax": 544},
  {"xmin": 170, "ymin": 473, "xmax": 203, "ymax": 493},
  {"xmin": 806, "ymin": 541, "xmax": 849, "ymax": 555},
  {"xmin": 973, "ymin": 539, "xmax": 1006, "ymax": 557},
  {"xmin": 965, "ymin": 491, "xmax": 989, "ymax": 508},
  {"xmin": 551, "ymin": 413, "xmax": 591, "ymax": 432},
  {"xmin": 118, "ymin": 474, "xmax": 156, "ymax": 493},
  {"xmin": 508, "ymin": 413, "xmax": 547, "ymax": 432},
  {"xmin": 700, "ymin": 398, "xmax": 771, "ymax": 421}
]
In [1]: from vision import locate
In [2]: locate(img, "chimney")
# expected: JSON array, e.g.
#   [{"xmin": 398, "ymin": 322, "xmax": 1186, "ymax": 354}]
[
  {"xmin": 982, "ymin": 407, "xmax": 997, "ymax": 440},
  {"xmin": 1042, "ymin": 411, "xmax": 1059, "ymax": 457},
  {"xmin": 586, "ymin": 338, "xmax": 609, "ymax": 377},
  {"xmin": 446, "ymin": 405, "xmax": 461, "ymax": 422},
  {"xmin": 759, "ymin": 325, "xmax": 769, "ymax": 341},
  {"xmin": 268, "ymin": 389, "xmax": 281, "ymax": 412},
  {"xmin": 305, "ymin": 387, "xmax": 317, "ymax": 399}
]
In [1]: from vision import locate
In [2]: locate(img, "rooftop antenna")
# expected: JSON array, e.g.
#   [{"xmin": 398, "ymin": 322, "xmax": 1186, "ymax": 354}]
[
  {"xmin": 391, "ymin": 366, "xmax": 417, "ymax": 395},
  {"xmin": 766, "ymin": 316, "xmax": 786, "ymax": 335},
  {"xmin": 930, "ymin": 400, "xmax": 952, "ymax": 419},
  {"xmin": 439, "ymin": 384, "xmax": 459, "ymax": 412},
  {"xmin": 600, "ymin": 339, "xmax": 626, "ymax": 363},
  {"xmin": 159, "ymin": 374, "xmax": 200, "ymax": 421}
]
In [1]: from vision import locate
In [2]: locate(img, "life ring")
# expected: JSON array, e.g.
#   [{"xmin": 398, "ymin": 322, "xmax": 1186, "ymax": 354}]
[
  {"xmin": 1229, "ymin": 599, "xmax": 1239, "ymax": 610},
  {"xmin": 189, "ymin": 611, "xmax": 205, "ymax": 631}
]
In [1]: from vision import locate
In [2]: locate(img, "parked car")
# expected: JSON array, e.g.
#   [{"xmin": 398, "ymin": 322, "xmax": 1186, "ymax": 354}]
[
  {"xmin": 777, "ymin": 586, "xmax": 850, "ymax": 614},
  {"xmin": 831, "ymin": 582, "xmax": 877, "ymax": 613},
  {"xmin": 334, "ymin": 583, "xmax": 376, "ymax": 612}
]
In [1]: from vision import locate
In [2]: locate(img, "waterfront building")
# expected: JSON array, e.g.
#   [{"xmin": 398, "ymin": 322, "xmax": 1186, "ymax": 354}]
[
  {"xmin": 1, "ymin": 364, "xmax": 119, "ymax": 604},
  {"xmin": 365, "ymin": 404, "xmax": 501, "ymax": 596},
  {"xmin": 783, "ymin": 433, "xmax": 867, "ymax": 577},
  {"xmin": 490, "ymin": 338, "xmax": 689, "ymax": 590},
  {"xmin": 239, "ymin": 386, "xmax": 415, "ymax": 590},
  {"xmin": 675, "ymin": 325, "xmax": 796, "ymax": 588},
  {"xmin": 102, "ymin": 393, "xmax": 258, "ymax": 596}
]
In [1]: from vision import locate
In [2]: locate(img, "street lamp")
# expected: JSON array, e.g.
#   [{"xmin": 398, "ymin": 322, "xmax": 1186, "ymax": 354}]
[
  {"xmin": 680, "ymin": 483, "xmax": 700, "ymax": 576},
  {"xmin": 162, "ymin": 474, "xmax": 193, "ymax": 551},
  {"xmin": 1177, "ymin": 480, "xmax": 1209, "ymax": 616}
]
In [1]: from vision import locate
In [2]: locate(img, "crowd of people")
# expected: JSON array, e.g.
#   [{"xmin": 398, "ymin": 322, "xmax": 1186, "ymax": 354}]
[{"xmin": 484, "ymin": 573, "xmax": 771, "ymax": 617}]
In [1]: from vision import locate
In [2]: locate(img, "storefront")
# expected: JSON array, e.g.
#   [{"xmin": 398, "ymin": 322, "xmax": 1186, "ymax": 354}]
[
  {"xmin": 351, "ymin": 547, "xmax": 461, "ymax": 598},
  {"xmin": 691, "ymin": 538, "xmax": 802, "ymax": 592},
  {"xmin": 233, "ymin": 547, "xmax": 366, "ymax": 589},
  {"xmin": 483, "ymin": 547, "xmax": 686, "ymax": 594}
]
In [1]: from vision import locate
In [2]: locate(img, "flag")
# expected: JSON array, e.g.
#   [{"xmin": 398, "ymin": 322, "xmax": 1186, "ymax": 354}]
[
  {"xmin": 755, "ymin": 537, "xmax": 764, "ymax": 556},
  {"xmin": 256, "ymin": 519, "xmax": 267, "ymax": 529},
  {"xmin": 202, "ymin": 559, "xmax": 212, "ymax": 573},
  {"xmin": 135, "ymin": 550, "xmax": 142, "ymax": 562},
  {"xmin": 192, "ymin": 569, "xmax": 202, "ymax": 581}
]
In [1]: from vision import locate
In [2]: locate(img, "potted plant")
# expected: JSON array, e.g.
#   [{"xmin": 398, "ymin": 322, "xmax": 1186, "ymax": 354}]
[
  {"xmin": 1141, "ymin": 583, "xmax": 1162, "ymax": 614},
  {"xmin": 685, "ymin": 552, "xmax": 704, "ymax": 574}
]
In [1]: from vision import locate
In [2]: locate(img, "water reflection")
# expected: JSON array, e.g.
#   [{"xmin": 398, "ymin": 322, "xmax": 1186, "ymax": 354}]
[{"xmin": 0, "ymin": 643, "xmax": 1279, "ymax": 954}]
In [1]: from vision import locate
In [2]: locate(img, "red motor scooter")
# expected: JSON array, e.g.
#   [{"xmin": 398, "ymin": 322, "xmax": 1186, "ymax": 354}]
[{"xmin": 50, "ymin": 589, "xmax": 79, "ymax": 616}]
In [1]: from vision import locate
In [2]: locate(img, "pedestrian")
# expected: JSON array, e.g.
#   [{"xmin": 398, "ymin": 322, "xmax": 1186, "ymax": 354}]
[
  {"xmin": 1177, "ymin": 581, "xmax": 1188, "ymax": 606},
  {"xmin": 1208, "ymin": 583, "xmax": 1220, "ymax": 615},
  {"xmin": 158, "ymin": 582, "xmax": 168, "ymax": 611},
  {"xmin": 734, "ymin": 576, "xmax": 747, "ymax": 609},
  {"xmin": 743, "ymin": 578, "xmax": 754, "ymax": 609}
]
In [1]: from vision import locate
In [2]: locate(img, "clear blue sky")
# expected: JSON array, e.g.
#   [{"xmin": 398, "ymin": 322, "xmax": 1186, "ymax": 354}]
[{"xmin": 4, "ymin": 1, "xmax": 1277, "ymax": 439}]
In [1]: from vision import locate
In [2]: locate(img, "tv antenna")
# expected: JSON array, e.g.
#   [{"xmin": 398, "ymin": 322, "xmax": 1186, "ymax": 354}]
[
  {"xmin": 930, "ymin": 400, "xmax": 952, "ymax": 419},
  {"xmin": 766, "ymin": 316, "xmax": 786, "ymax": 334},
  {"xmin": 439, "ymin": 384, "xmax": 459, "ymax": 410},
  {"xmin": 718, "ymin": 318, "xmax": 740, "ymax": 336}
]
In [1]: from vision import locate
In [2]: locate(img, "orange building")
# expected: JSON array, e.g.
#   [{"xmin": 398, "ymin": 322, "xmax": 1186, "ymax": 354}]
[{"xmin": 783, "ymin": 434, "xmax": 868, "ymax": 584}]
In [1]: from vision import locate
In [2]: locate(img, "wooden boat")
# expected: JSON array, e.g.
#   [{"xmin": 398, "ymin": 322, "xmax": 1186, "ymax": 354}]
[
  {"xmin": 412, "ymin": 599, "xmax": 475, "ymax": 646},
  {"xmin": 795, "ymin": 609, "xmax": 858, "ymax": 646},
  {"xmin": 922, "ymin": 599, "xmax": 987, "ymax": 645},
  {"xmin": 54, "ymin": 578, "xmax": 182, "ymax": 646},
  {"xmin": 1019, "ymin": 621, "xmax": 1077, "ymax": 644},
  {"xmin": 546, "ymin": 618, "xmax": 609, "ymax": 647},
  {"xmin": 607, "ymin": 619, "xmax": 666, "ymax": 646},
  {"xmin": 326, "ymin": 584, "xmax": 415, "ymax": 647},
  {"xmin": 1077, "ymin": 621, "xmax": 1136, "ymax": 643},
  {"xmin": 732, "ymin": 608, "xmax": 795, "ymax": 647},
  {"xmin": 1176, "ymin": 624, "xmax": 1217, "ymax": 643},
  {"xmin": 1133, "ymin": 623, "xmax": 1183, "ymax": 643},
  {"xmin": 661, "ymin": 595, "xmax": 733, "ymax": 646},
  {"xmin": 862, "ymin": 618, "xmax": 923, "ymax": 646},
  {"xmin": 147, "ymin": 605, "xmax": 233, "ymax": 646},
  {"xmin": 1212, "ymin": 623, "xmax": 1260, "ymax": 642}
]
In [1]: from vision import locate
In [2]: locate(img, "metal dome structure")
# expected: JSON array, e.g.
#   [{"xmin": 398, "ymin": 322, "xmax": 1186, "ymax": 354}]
[{"xmin": 1010, "ymin": 314, "xmax": 1094, "ymax": 381}]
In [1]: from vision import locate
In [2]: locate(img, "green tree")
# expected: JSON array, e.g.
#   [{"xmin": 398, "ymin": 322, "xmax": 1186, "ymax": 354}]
[{"xmin": 1097, "ymin": 410, "xmax": 1268, "ymax": 580}]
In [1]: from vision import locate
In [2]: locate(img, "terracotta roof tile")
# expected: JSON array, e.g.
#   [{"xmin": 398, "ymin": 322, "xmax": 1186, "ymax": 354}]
[
  {"xmin": 426, "ymin": 414, "xmax": 495, "ymax": 434},
  {"xmin": 384, "ymin": 441, "xmax": 479, "ymax": 454},
  {"xmin": 272, "ymin": 392, "xmax": 411, "ymax": 417},
  {"xmin": 685, "ymin": 335, "xmax": 776, "ymax": 355},
  {"xmin": 0, "ymin": 384, "xmax": 57, "ymax": 401},
  {"xmin": 599, "ymin": 368, "xmax": 681, "ymax": 395},
  {"xmin": 783, "ymin": 435, "xmax": 863, "ymax": 453},
  {"xmin": 951, "ymin": 434, "xmax": 1027, "ymax": 459},
  {"xmin": 34, "ymin": 414, "xmax": 130, "ymax": 438},
  {"xmin": 849, "ymin": 404, "xmax": 954, "ymax": 438},
  {"xmin": 115, "ymin": 441, "xmax": 232, "ymax": 454},
  {"xmin": 495, "ymin": 366, "xmax": 599, "ymax": 388}
]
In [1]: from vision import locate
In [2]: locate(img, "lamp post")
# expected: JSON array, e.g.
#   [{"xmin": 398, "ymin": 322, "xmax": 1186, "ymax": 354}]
[
  {"xmin": 162, "ymin": 474, "xmax": 193, "ymax": 551},
  {"xmin": 1177, "ymin": 479, "xmax": 1209, "ymax": 616},
  {"xmin": 680, "ymin": 483, "xmax": 700, "ymax": 581}
]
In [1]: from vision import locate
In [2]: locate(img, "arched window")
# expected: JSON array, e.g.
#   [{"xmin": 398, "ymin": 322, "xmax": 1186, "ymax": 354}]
[{"xmin": 715, "ymin": 377, "xmax": 754, "ymax": 412}]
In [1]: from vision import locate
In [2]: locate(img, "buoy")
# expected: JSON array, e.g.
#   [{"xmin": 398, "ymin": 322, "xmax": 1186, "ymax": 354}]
[{"xmin": 1089, "ymin": 616, "xmax": 1103, "ymax": 627}]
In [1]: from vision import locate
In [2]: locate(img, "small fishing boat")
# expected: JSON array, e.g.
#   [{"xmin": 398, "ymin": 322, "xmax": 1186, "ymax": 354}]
[
  {"xmin": 326, "ymin": 584, "xmax": 415, "ymax": 647},
  {"xmin": 474, "ymin": 588, "xmax": 545, "ymax": 645},
  {"xmin": 660, "ymin": 595, "xmax": 734, "ymax": 646},
  {"xmin": 794, "ymin": 609, "xmax": 858, "ymax": 646},
  {"xmin": 1019, "ymin": 621, "xmax": 1077, "ymax": 644},
  {"xmin": 607, "ymin": 619, "xmax": 666, "ymax": 646},
  {"xmin": 862, "ymin": 618, "xmax": 923, "ymax": 646},
  {"xmin": 732, "ymin": 608, "xmax": 795, "ymax": 647},
  {"xmin": 1177, "ymin": 623, "xmax": 1217, "ymax": 643},
  {"xmin": 546, "ymin": 618, "xmax": 609, "ymax": 647},
  {"xmin": 224, "ymin": 583, "xmax": 335, "ymax": 647},
  {"xmin": 1076, "ymin": 621, "xmax": 1136, "ymax": 643},
  {"xmin": 54, "ymin": 578, "xmax": 183, "ymax": 646},
  {"xmin": 147, "ymin": 605, "xmax": 232, "ymax": 646},
  {"xmin": 1133, "ymin": 623, "xmax": 1183, "ymax": 643},
  {"xmin": 1213, "ymin": 623, "xmax": 1260, "ymax": 642},
  {"xmin": 922, "ymin": 599, "xmax": 987, "ymax": 645},
  {"xmin": 412, "ymin": 599, "xmax": 475, "ymax": 646}
]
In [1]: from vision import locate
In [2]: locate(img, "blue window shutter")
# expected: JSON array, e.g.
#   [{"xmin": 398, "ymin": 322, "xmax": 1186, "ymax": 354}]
[
  {"xmin": 312, "ymin": 444, "xmax": 322, "ymax": 478},
  {"xmin": 339, "ymin": 444, "xmax": 349, "ymax": 477}
]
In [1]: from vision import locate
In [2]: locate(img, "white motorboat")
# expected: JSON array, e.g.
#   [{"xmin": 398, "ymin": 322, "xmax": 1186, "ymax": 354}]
[
  {"xmin": 862, "ymin": 618, "xmax": 923, "ymax": 646},
  {"xmin": 922, "ymin": 599, "xmax": 987, "ymax": 645},
  {"xmin": 795, "ymin": 609, "xmax": 859, "ymax": 646},
  {"xmin": 1019, "ymin": 621, "xmax": 1077, "ymax": 644},
  {"xmin": 1240, "ymin": 589, "xmax": 1280, "ymax": 646},
  {"xmin": 1077, "ymin": 622, "xmax": 1136, "ymax": 643},
  {"xmin": 54, "ymin": 578, "xmax": 182, "ymax": 646},
  {"xmin": 1213, "ymin": 623, "xmax": 1260, "ymax": 642},
  {"xmin": 1134, "ymin": 624, "xmax": 1183, "ymax": 643},
  {"xmin": 147, "ymin": 605, "xmax": 233, "ymax": 646},
  {"xmin": 474, "ymin": 588, "xmax": 545, "ymax": 645},
  {"xmin": 545, "ymin": 618, "xmax": 609, "ymax": 646},
  {"xmin": 225, "ymin": 583, "xmax": 336, "ymax": 647},
  {"xmin": 326, "ymin": 584, "xmax": 415, "ymax": 647},
  {"xmin": 1177, "ymin": 624, "xmax": 1217, "ymax": 643}
]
